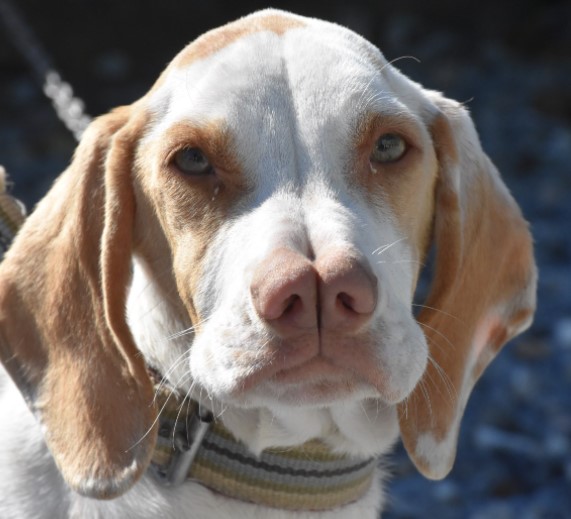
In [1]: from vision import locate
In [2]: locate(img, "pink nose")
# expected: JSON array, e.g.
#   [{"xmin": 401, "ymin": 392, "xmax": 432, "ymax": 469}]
[
  {"xmin": 315, "ymin": 250, "xmax": 378, "ymax": 331},
  {"xmin": 250, "ymin": 248, "xmax": 377, "ymax": 338}
]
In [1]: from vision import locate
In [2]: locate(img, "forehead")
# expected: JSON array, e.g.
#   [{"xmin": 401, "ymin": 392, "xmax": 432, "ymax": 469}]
[
  {"xmin": 143, "ymin": 11, "xmax": 431, "ymax": 180},
  {"xmin": 149, "ymin": 14, "xmax": 407, "ymax": 124}
]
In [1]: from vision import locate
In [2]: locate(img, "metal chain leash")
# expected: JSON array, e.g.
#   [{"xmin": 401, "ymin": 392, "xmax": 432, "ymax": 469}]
[
  {"xmin": 0, "ymin": 165, "xmax": 25, "ymax": 258},
  {"xmin": 0, "ymin": 0, "xmax": 91, "ymax": 141}
]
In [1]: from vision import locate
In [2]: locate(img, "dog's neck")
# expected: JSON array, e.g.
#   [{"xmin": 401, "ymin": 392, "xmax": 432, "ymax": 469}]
[
  {"xmin": 127, "ymin": 259, "xmax": 400, "ymax": 503},
  {"xmin": 147, "ymin": 374, "xmax": 379, "ymax": 511}
]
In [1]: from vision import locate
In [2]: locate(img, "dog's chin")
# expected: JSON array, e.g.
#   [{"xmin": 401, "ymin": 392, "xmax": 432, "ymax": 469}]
[
  {"xmin": 188, "ymin": 358, "xmax": 403, "ymax": 457},
  {"xmin": 199, "ymin": 375, "xmax": 401, "ymax": 458},
  {"xmin": 253, "ymin": 378, "xmax": 378, "ymax": 408},
  {"xmin": 253, "ymin": 365, "xmax": 379, "ymax": 408}
]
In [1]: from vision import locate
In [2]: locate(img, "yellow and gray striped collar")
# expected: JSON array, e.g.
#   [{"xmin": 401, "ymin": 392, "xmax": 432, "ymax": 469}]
[{"xmin": 151, "ymin": 385, "xmax": 378, "ymax": 511}]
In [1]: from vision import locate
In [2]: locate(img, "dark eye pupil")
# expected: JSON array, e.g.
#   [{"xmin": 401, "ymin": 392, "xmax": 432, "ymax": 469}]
[
  {"xmin": 377, "ymin": 134, "xmax": 401, "ymax": 152},
  {"xmin": 174, "ymin": 148, "xmax": 212, "ymax": 175},
  {"xmin": 371, "ymin": 133, "xmax": 406, "ymax": 164}
]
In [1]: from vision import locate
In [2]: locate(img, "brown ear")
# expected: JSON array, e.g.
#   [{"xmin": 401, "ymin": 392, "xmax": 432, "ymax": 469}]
[
  {"xmin": 0, "ymin": 107, "xmax": 157, "ymax": 498},
  {"xmin": 398, "ymin": 94, "xmax": 537, "ymax": 479}
]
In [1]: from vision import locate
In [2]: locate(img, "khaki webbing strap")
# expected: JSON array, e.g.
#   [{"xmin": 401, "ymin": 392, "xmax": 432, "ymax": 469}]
[{"xmin": 151, "ymin": 384, "xmax": 377, "ymax": 511}]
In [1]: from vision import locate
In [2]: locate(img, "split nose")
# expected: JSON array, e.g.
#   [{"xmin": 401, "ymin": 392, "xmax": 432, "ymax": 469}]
[
  {"xmin": 250, "ymin": 248, "xmax": 377, "ymax": 338},
  {"xmin": 315, "ymin": 250, "xmax": 378, "ymax": 330}
]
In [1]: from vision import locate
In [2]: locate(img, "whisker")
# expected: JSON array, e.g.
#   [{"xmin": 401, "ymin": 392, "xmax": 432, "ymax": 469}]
[
  {"xmin": 377, "ymin": 259, "xmax": 425, "ymax": 267},
  {"xmin": 418, "ymin": 321, "xmax": 455, "ymax": 350},
  {"xmin": 153, "ymin": 349, "xmax": 191, "ymax": 400},
  {"xmin": 379, "ymin": 55, "xmax": 421, "ymax": 75},
  {"xmin": 172, "ymin": 380, "xmax": 194, "ymax": 447},
  {"xmin": 426, "ymin": 354, "xmax": 456, "ymax": 404},
  {"xmin": 359, "ymin": 401, "xmax": 374, "ymax": 424},
  {"xmin": 372, "ymin": 237, "xmax": 406, "ymax": 257},
  {"xmin": 412, "ymin": 304, "xmax": 462, "ymax": 323},
  {"xmin": 418, "ymin": 379, "xmax": 433, "ymax": 419},
  {"xmin": 128, "ymin": 378, "xmax": 187, "ymax": 452},
  {"xmin": 166, "ymin": 327, "xmax": 196, "ymax": 341},
  {"xmin": 166, "ymin": 313, "xmax": 216, "ymax": 341}
]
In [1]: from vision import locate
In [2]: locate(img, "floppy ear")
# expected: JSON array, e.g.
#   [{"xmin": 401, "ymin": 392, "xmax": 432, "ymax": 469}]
[
  {"xmin": 398, "ymin": 93, "xmax": 537, "ymax": 479},
  {"xmin": 0, "ymin": 106, "xmax": 157, "ymax": 498}
]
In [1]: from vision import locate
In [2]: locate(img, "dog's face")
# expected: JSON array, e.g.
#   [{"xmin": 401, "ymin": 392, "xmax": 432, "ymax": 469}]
[
  {"xmin": 0, "ymin": 9, "xmax": 536, "ymax": 499},
  {"xmin": 135, "ymin": 13, "xmax": 435, "ymax": 412}
]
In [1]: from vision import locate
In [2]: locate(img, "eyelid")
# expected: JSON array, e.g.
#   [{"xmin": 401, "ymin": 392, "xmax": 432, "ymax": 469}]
[
  {"xmin": 371, "ymin": 133, "xmax": 408, "ymax": 163},
  {"xmin": 171, "ymin": 147, "xmax": 215, "ymax": 176},
  {"xmin": 164, "ymin": 144, "xmax": 202, "ymax": 167}
]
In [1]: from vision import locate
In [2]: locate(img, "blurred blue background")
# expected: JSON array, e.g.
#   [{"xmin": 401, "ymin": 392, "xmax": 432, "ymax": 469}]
[{"xmin": 1, "ymin": 1, "xmax": 570, "ymax": 517}]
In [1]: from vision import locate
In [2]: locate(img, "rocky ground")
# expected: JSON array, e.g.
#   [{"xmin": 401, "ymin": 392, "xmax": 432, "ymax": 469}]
[{"xmin": 1, "ymin": 1, "xmax": 570, "ymax": 517}]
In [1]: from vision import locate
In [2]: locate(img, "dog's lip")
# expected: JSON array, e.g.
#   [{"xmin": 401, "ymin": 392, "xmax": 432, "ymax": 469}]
[
  {"xmin": 231, "ymin": 355, "xmax": 370, "ymax": 405},
  {"xmin": 272, "ymin": 356, "xmax": 355, "ymax": 385},
  {"xmin": 225, "ymin": 333, "xmax": 411, "ymax": 403},
  {"xmin": 232, "ymin": 350, "xmax": 407, "ymax": 405},
  {"xmin": 234, "ymin": 353, "xmax": 371, "ymax": 397}
]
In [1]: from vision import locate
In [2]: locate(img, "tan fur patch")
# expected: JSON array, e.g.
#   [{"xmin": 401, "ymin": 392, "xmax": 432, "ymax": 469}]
[
  {"xmin": 174, "ymin": 13, "xmax": 305, "ymax": 68},
  {"xmin": 135, "ymin": 120, "xmax": 245, "ymax": 327},
  {"xmin": 354, "ymin": 113, "xmax": 438, "ymax": 283},
  {"xmin": 150, "ymin": 12, "xmax": 305, "ymax": 93},
  {"xmin": 399, "ymin": 103, "xmax": 536, "ymax": 467},
  {"xmin": 0, "ymin": 106, "xmax": 157, "ymax": 498}
]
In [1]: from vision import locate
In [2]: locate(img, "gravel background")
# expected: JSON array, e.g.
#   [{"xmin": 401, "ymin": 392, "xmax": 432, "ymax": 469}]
[{"xmin": 1, "ymin": 1, "xmax": 570, "ymax": 517}]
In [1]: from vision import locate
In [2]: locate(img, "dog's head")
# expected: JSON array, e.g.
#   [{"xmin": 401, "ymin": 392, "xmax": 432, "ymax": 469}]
[{"xmin": 0, "ymin": 10, "xmax": 536, "ymax": 499}]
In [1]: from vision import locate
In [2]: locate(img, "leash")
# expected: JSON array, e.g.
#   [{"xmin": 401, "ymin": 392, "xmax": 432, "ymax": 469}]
[
  {"xmin": 0, "ymin": 0, "xmax": 84, "ymax": 253},
  {"xmin": 0, "ymin": 0, "xmax": 91, "ymax": 141},
  {"xmin": 0, "ymin": 0, "xmax": 86, "ymax": 248},
  {"xmin": 0, "ymin": 167, "xmax": 26, "ymax": 259}
]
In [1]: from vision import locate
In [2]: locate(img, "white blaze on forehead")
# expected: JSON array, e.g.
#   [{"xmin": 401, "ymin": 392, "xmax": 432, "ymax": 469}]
[
  {"xmin": 143, "ymin": 17, "xmax": 408, "ymax": 186},
  {"xmin": 143, "ymin": 14, "xmax": 427, "ymax": 311}
]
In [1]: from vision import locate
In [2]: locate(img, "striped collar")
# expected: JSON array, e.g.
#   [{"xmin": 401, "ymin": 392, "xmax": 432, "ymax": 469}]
[{"xmin": 150, "ymin": 382, "xmax": 377, "ymax": 511}]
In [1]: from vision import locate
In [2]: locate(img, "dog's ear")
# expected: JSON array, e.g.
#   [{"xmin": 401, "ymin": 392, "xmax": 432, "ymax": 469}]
[
  {"xmin": 0, "ymin": 106, "xmax": 157, "ymax": 499},
  {"xmin": 398, "ymin": 93, "xmax": 537, "ymax": 479}
]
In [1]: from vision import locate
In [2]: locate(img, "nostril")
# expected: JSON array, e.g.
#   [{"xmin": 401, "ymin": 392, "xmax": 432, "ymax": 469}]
[
  {"xmin": 283, "ymin": 294, "xmax": 301, "ymax": 315},
  {"xmin": 335, "ymin": 287, "xmax": 376, "ymax": 316},
  {"xmin": 250, "ymin": 248, "xmax": 318, "ymax": 336},
  {"xmin": 338, "ymin": 292, "xmax": 356, "ymax": 312},
  {"xmin": 316, "ymin": 251, "xmax": 378, "ymax": 330}
]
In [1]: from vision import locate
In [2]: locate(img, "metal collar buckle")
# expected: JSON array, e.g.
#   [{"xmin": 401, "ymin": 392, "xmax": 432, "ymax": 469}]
[{"xmin": 152, "ymin": 404, "xmax": 214, "ymax": 487}]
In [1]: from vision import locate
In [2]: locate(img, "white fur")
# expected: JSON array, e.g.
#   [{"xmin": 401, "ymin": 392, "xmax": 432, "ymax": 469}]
[
  {"xmin": 0, "ymin": 360, "xmax": 387, "ymax": 518},
  {"xmin": 0, "ymin": 9, "xmax": 445, "ymax": 518}
]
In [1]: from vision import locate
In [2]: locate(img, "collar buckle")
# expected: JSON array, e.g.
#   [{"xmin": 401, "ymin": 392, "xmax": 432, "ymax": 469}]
[{"xmin": 152, "ymin": 404, "xmax": 213, "ymax": 487}]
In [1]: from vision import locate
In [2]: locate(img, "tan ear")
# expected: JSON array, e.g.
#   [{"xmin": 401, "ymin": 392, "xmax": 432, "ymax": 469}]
[
  {"xmin": 398, "ymin": 94, "xmax": 537, "ymax": 479},
  {"xmin": 0, "ymin": 106, "xmax": 157, "ymax": 498}
]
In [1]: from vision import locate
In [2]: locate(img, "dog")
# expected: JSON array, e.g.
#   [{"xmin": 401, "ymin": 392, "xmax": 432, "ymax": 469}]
[{"xmin": 0, "ymin": 9, "xmax": 536, "ymax": 518}]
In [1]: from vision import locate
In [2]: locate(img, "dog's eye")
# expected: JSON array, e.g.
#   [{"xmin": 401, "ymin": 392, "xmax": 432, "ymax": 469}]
[
  {"xmin": 371, "ymin": 133, "xmax": 407, "ymax": 164},
  {"xmin": 173, "ymin": 148, "xmax": 213, "ymax": 176}
]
